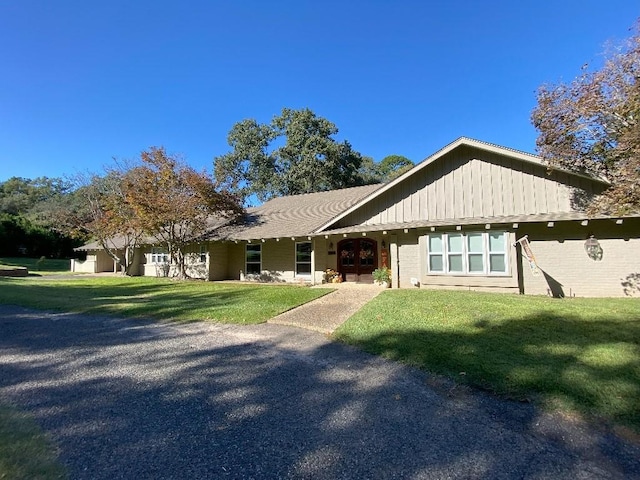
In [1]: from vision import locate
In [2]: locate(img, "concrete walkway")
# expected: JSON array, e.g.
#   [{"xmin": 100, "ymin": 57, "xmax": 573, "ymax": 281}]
[{"xmin": 268, "ymin": 283, "xmax": 384, "ymax": 334}]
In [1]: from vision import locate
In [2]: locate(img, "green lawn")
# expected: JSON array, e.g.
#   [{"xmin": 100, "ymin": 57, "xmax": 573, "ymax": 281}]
[
  {"xmin": 0, "ymin": 276, "xmax": 331, "ymax": 324},
  {"xmin": 0, "ymin": 257, "xmax": 71, "ymax": 275},
  {"xmin": 0, "ymin": 403, "xmax": 67, "ymax": 480},
  {"xmin": 334, "ymin": 289, "xmax": 640, "ymax": 432}
]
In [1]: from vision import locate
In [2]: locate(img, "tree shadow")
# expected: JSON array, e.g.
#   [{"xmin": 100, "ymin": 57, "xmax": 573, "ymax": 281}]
[
  {"xmin": 622, "ymin": 273, "xmax": 640, "ymax": 297},
  {"xmin": 0, "ymin": 278, "xmax": 302, "ymax": 323},
  {"xmin": 339, "ymin": 312, "xmax": 640, "ymax": 431}
]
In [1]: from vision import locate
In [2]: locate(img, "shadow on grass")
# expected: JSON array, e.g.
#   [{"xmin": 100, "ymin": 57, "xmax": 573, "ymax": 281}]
[
  {"xmin": 336, "ymin": 311, "xmax": 640, "ymax": 430},
  {"xmin": 0, "ymin": 277, "xmax": 324, "ymax": 324}
]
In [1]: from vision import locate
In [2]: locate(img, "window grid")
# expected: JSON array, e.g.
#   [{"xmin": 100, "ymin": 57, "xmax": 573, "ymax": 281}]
[
  {"xmin": 295, "ymin": 242, "xmax": 312, "ymax": 276},
  {"xmin": 245, "ymin": 244, "xmax": 261, "ymax": 275},
  {"xmin": 150, "ymin": 247, "xmax": 169, "ymax": 264},
  {"xmin": 426, "ymin": 232, "xmax": 507, "ymax": 275}
]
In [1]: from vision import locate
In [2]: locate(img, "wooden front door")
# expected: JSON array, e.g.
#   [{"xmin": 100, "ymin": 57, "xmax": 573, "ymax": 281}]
[{"xmin": 337, "ymin": 238, "xmax": 377, "ymax": 282}]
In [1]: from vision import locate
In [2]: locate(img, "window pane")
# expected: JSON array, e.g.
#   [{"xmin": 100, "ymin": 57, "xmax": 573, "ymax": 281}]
[
  {"xmin": 296, "ymin": 243, "xmax": 312, "ymax": 262},
  {"xmin": 246, "ymin": 251, "xmax": 261, "ymax": 262},
  {"xmin": 489, "ymin": 232, "xmax": 505, "ymax": 252},
  {"xmin": 296, "ymin": 263, "xmax": 311, "ymax": 274},
  {"xmin": 246, "ymin": 263, "xmax": 261, "ymax": 274},
  {"xmin": 429, "ymin": 235, "xmax": 443, "ymax": 253},
  {"xmin": 246, "ymin": 245, "xmax": 261, "ymax": 272},
  {"xmin": 448, "ymin": 254, "xmax": 463, "ymax": 272},
  {"xmin": 468, "ymin": 254, "xmax": 484, "ymax": 272},
  {"xmin": 489, "ymin": 254, "xmax": 506, "ymax": 272},
  {"xmin": 340, "ymin": 241, "xmax": 355, "ymax": 266},
  {"xmin": 448, "ymin": 234, "xmax": 463, "ymax": 252},
  {"xmin": 429, "ymin": 255, "xmax": 443, "ymax": 272},
  {"xmin": 467, "ymin": 233, "xmax": 483, "ymax": 252}
]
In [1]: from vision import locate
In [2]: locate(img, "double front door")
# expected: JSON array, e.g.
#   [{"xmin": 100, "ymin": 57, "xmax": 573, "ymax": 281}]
[{"xmin": 337, "ymin": 238, "xmax": 377, "ymax": 282}]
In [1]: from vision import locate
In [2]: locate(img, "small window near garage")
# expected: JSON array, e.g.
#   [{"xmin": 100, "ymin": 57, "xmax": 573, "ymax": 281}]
[
  {"xmin": 246, "ymin": 244, "xmax": 261, "ymax": 275},
  {"xmin": 150, "ymin": 247, "xmax": 169, "ymax": 264},
  {"xmin": 426, "ymin": 231, "xmax": 508, "ymax": 275},
  {"xmin": 295, "ymin": 242, "xmax": 312, "ymax": 276},
  {"xmin": 199, "ymin": 245, "xmax": 207, "ymax": 263}
]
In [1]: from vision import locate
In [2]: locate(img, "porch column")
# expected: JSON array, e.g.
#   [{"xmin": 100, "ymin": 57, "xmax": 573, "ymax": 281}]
[
  {"xmin": 390, "ymin": 234, "xmax": 399, "ymax": 289},
  {"xmin": 311, "ymin": 238, "xmax": 317, "ymax": 286}
]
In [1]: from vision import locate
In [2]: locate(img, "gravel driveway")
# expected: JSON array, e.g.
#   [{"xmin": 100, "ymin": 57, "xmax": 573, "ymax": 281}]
[{"xmin": 0, "ymin": 305, "xmax": 638, "ymax": 479}]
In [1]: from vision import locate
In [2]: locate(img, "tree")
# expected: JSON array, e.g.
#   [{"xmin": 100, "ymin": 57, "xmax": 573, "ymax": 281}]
[
  {"xmin": 49, "ymin": 170, "xmax": 145, "ymax": 274},
  {"xmin": 531, "ymin": 22, "xmax": 640, "ymax": 214},
  {"xmin": 0, "ymin": 176, "xmax": 80, "ymax": 258},
  {"xmin": 376, "ymin": 155, "xmax": 414, "ymax": 181},
  {"xmin": 0, "ymin": 176, "xmax": 71, "ymax": 216},
  {"xmin": 127, "ymin": 147, "xmax": 243, "ymax": 278},
  {"xmin": 214, "ymin": 107, "xmax": 373, "ymax": 203}
]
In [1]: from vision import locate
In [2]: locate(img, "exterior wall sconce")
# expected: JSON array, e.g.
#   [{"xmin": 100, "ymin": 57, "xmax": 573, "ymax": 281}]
[
  {"xmin": 584, "ymin": 235, "xmax": 603, "ymax": 261},
  {"xmin": 328, "ymin": 242, "xmax": 334, "ymax": 250},
  {"xmin": 381, "ymin": 240, "xmax": 386, "ymax": 248}
]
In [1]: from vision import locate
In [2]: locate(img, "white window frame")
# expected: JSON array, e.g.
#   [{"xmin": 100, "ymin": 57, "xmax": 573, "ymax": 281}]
[
  {"xmin": 245, "ymin": 244, "xmax": 262, "ymax": 275},
  {"xmin": 295, "ymin": 241, "xmax": 312, "ymax": 277},
  {"xmin": 199, "ymin": 245, "xmax": 207, "ymax": 263},
  {"xmin": 150, "ymin": 247, "xmax": 169, "ymax": 264},
  {"xmin": 426, "ymin": 231, "xmax": 508, "ymax": 276}
]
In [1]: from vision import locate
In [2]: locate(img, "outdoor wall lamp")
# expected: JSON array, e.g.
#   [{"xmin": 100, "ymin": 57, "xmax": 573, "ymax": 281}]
[
  {"xmin": 584, "ymin": 235, "xmax": 603, "ymax": 261},
  {"xmin": 381, "ymin": 240, "xmax": 386, "ymax": 248},
  {"xmin": 329, "ymin": 242, "xmax": 334, "ymax": 250}
]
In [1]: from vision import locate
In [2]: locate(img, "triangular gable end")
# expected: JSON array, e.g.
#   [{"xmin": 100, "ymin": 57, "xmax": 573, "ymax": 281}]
[{"xmin": 316, "ymin": 137, "xmax": 610, "ymax": 232}]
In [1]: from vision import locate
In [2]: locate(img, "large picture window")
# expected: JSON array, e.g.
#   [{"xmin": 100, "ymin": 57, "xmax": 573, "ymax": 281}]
[
  {"xmin": 427, "ymin": 232, "xmax": 507, "ymax": 275},
  {"xmin": 295, "ymin": 242, "xmax": 312, "ymax": 276},
  {"xmin": 245, "ymin": 244, "xmax": 261, "ymax": 275}
]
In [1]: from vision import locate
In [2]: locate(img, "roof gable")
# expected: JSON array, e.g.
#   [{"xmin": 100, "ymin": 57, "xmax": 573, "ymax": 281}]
[{"xmin": 316, "ymin": 137, "xmax": 609, "ymax": 232}]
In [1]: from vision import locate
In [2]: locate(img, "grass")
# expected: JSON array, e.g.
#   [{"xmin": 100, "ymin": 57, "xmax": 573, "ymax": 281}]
[
  {"xmin": 0, "ymin": 403, "xmax": 67, "ymax": 480},
  {"xmin": 334, "ymin": 289, "xmax": 640, "ymax": 432},
  {"xmin": 0, "ymin": 257, "xmax": 70, "ymax": 276},
  {"xmin": 0, "ymin": 276, "xmax": 331, "ymax": 324}
]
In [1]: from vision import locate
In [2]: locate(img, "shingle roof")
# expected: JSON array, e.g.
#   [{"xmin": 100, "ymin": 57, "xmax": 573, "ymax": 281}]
[{"xmin": 209, "ymin": 183, "xmax": 383, "ymax": 241}]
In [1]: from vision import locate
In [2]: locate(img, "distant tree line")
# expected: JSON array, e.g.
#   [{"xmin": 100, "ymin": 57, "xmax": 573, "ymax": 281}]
[{"xmin": 0, "ymin": 176, "xmax": 82, "ymax": 258}]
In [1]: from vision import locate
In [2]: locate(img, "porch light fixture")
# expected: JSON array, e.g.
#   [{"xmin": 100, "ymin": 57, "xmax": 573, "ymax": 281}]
[
  {"xmin": 584, "ymin": 235, "xmax": 603, "ymax": 261},
  {"xmin": 381, "ymin": 240, "xmax": 386, "ymax": 248},
  {"xmin": 329, "ymin": 242, "xmax": 334, "ymax": 250}
]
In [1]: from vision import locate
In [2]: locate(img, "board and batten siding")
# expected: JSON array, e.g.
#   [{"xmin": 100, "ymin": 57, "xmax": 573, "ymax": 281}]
[{"xmin": 335, "ymin": 147, "xmax": 604, "ymax": 228}]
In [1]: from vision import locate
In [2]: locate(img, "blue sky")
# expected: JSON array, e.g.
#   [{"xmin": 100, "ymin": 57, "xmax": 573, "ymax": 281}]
[{"xmin": 0, "ymin": 1, "xmax": 638, "ymax": 182}]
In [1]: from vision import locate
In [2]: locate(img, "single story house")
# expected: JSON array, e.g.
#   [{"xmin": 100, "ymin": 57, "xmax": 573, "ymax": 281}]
[{"xmin": 73, "ymin": 137, "xmax": 640, "ymax": 297}]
